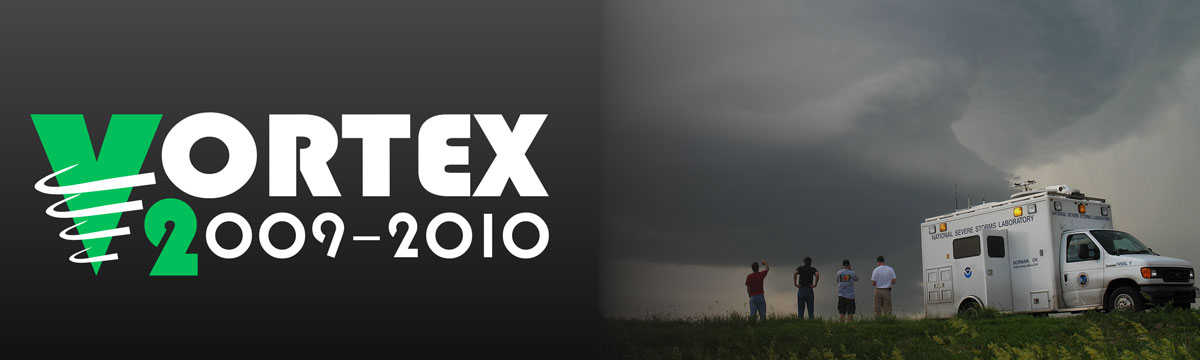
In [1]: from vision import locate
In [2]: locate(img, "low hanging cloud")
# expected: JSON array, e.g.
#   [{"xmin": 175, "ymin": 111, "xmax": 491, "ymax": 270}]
[
  {"xmin": 602, "ymin": 0, "xmax": 1200, "ymax": 316},
  {"xmin": 1014, "ymin": 55, "xmax": 1200, "ymax": 274}
]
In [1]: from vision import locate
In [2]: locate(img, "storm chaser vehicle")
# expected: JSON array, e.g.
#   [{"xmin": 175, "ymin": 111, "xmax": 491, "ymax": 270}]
[{"xmin": 920, "ymin": 184, "xmax": 1197, "ymax": 317}]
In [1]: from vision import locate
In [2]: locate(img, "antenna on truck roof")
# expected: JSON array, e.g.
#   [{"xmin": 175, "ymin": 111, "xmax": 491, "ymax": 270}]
[
  {"xmin": 954, "ymin": 184, "xmax": 958, "ymax": 211},
  {"xmin": 1012, "ymin": 179, "xmax": 1036, "ymax": 191}
]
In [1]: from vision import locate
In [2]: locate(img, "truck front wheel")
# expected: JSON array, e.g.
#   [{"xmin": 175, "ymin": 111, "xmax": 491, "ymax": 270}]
[{"xmin": 1107, "ymin": 286, "xmax": 1146, "ymax": 312}]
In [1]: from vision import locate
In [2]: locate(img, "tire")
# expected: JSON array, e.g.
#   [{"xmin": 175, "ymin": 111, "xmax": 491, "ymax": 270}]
[
  {"xmin": 1106, "ymin": 286, "xmax": 1145, "ymax": 312},
  {"xmin": 958, "ymin": 299, "xmax": 981, "ymax": 315}
]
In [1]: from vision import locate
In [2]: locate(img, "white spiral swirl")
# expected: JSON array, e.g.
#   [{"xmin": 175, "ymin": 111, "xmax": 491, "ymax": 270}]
[{"xmin": 35, "ymin": 164, "xmax": 156, "ymax": 264}]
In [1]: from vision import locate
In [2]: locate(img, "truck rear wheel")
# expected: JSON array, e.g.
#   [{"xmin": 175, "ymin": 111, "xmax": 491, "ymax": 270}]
[
  {"xmin": 1107, "ymin": 286, "xmax": 1145, "ymax": 312},
  {"xmin": 958, "ymin": 299, "xmax": 981, "ymax": 315}
]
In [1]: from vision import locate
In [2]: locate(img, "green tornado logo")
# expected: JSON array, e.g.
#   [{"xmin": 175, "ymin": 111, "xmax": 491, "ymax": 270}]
[{"xmin": 32, "ymin": 114, "xmax": 160, "ymax": 275}]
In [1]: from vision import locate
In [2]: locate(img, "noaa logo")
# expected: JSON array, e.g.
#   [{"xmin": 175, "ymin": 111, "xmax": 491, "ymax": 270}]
[
  {"xmin": 964, "ymin": 267, "xmax": 973, "ymax": 278},
  {"xmin": 1078, "ymin": 273, "xmax": 1089, "ymax": 287}
]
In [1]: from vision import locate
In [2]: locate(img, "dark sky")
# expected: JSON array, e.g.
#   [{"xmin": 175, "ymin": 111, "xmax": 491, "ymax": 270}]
[{"xmin": 601, "ymin": 0, "xmax": 1200, "ymax": 317}]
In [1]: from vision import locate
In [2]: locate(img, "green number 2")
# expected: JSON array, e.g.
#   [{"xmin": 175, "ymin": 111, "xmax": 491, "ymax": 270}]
[{"xmin": 145, "ymin": 198, "xmax": 198, "ymax": 276}]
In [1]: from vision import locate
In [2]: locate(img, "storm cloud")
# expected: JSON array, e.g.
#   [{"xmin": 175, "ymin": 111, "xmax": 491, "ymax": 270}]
[{"xmin": 602, "ymin": 0, "xmax": 1200, "ymax": 317}]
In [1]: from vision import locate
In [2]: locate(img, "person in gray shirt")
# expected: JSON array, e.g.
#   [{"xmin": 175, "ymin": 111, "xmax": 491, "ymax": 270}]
[{"xmin": 835, "ymin": 259, "xmax": 858, "ymax": 323}]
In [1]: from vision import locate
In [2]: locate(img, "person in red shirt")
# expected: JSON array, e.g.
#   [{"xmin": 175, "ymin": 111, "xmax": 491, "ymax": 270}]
[{"xmin": 745, "ymin": 259, "xmax": 769, "ymax": 320}]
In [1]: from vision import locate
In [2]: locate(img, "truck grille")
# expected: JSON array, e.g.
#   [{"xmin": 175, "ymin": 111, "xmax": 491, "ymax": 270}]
[{"xmin": 1158, "ymin": 267, "xmax": 1192, "ymax": 283}]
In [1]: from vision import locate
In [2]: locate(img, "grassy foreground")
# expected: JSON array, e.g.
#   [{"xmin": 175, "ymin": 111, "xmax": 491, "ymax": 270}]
[{"xmin": 600, "ymin": 307, "xmax": 1200, "ymax": 359}]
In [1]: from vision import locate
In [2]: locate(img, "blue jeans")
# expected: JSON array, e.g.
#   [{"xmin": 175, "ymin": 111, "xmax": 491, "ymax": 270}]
[
  {"xmin": 797, "ymin": 287, "xmax": 815, "ymax": 319},
  {"xmin": 749, "ymin": 294, "xmax": 766, "ymax": 320}
]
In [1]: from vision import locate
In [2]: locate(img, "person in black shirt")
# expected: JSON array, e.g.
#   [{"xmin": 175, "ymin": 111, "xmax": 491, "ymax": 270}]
[{"xmin": 793, "ymin": 257, "xmax": 820, "ymax": 319}]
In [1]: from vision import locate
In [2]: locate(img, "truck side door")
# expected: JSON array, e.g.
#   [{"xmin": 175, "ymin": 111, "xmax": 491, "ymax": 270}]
[
  {"xmin": 952, "ymin": 235, "xmax": 984, "ymax": 309},
  {"xmin": 1060, "ymin": 232, "xmax": 1106, "ymax": 308}
]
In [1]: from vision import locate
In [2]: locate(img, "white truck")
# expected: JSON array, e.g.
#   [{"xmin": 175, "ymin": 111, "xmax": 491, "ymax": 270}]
[{"xmin": 920, "ymin": 184, "xmax": 1197, "ymax": 317}]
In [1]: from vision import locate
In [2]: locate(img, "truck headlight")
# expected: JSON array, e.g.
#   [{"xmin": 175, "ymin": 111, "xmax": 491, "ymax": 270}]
[
  {"xmin": 1191, "ymin": 269, "xmax": 1194, "ymax": 279},
  {"xmin": 1141, "ymin": 267, "xmax": 1158, "ymax": 279}
]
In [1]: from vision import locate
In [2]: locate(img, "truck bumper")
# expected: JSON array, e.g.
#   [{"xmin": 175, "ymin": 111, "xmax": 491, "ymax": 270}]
[{"xmin": 1139, "ymin": 284, "xmax": 1198, "ymax": 305}]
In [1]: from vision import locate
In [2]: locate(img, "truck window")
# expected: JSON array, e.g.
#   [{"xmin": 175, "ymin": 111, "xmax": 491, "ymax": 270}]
[
  {"xmin": 1066, "ymin": 234, "xmax": 1098, "ymax": 263},
  {"xmin": 953, "ymin": 236, "xmax": 980, "ymax": 259},
  {"xmin": 987, "ymin": 236, "xmax": 1005, "ymax": 258},
  {"xmin": 1089, "ymin": 230, "xmax": 1152, "ymax": 255}
]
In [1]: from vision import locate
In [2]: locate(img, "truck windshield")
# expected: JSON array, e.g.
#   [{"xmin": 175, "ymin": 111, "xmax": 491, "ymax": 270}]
[{"xmin": 1090, "ymin": 230, "xmax": 1154, "ymax": 255}]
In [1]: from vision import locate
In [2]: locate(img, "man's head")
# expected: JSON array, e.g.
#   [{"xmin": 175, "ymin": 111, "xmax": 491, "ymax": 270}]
[
  {"xmin": 877, "ymin": 256, "xmax": 885, "ymax": 264},
  {"xmin": 842, "ymin": 259, "xmax": 850, "ymax": 268},
  {"xmin": 751, "ymin": 262, "xmax": 760, "ymax": 272},
  {"xmin": 803, "ymin": 257, "xmax": 812, "ymax": 266}
]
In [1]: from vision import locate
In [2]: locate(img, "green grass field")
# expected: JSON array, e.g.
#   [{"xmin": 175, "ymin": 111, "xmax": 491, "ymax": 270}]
[{"xmin": 601, "ymin": 307, "xmax": 1200, "ymax": 359}]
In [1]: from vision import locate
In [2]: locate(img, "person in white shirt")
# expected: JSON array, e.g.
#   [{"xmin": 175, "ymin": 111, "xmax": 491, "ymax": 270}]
[{"xmin": 871, "ymin": 256, "xmax": 897, "ymax": 316}]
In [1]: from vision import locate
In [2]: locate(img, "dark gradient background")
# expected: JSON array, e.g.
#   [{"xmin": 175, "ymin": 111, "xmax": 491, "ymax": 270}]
[{"xmin": 0, "ymin": 1, "xmax": 599, "ymax": 353}]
